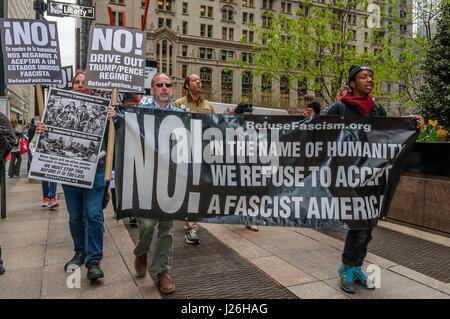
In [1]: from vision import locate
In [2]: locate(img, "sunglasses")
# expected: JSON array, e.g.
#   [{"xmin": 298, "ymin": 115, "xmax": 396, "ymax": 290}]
[{"xmin": 155, "ymin": 83, "xmax": 173, "ymax": 88}]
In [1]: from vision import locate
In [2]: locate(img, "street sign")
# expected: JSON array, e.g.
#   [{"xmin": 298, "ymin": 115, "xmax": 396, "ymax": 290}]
[{"xmin": 47, "ymin": 1, "xmax": 95, "ymax": 19}]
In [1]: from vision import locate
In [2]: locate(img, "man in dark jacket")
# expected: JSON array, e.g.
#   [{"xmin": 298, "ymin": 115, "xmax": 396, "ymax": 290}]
[
  {"xmin": 0, "ymin": 111, "xmax": 16, "ymax": 274},
  {"xmin": 325, "ymin": 65, "xmax": 424, "ymax": 293}
]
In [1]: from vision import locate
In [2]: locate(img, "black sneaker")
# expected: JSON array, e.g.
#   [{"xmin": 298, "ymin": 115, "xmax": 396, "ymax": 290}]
[
  {"xmin": 185, "ymin": 231, "xmax": 200, "ymax": 244},
  {"xmin": 64, "ymin": 251, "xmax": 85, "ymax": 271},
  {"xmin": 87, "ymin": 262, "xmax": 104, "ymax": 280}
]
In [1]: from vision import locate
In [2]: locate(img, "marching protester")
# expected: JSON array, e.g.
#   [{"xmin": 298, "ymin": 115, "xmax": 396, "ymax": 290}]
[
  {"xmin": 233, "ymin": 102, "xmax": 258, "ymax": 232},
  {"xmin": 36, "ymin": 70, "xmax": 109, "ymax": 281},
  {"xmin": 324, "ymin": 65, "xmax": 425, "ymax": 294},
  {"xmin": 110, "ymin": 73, "xmax": 179, "ymax": 294},
  {"xmin": 174, "ymin": 74, "xmax": 215, "ymax": 245},
  {"xmin": 8, "ymin": 118, "xmax": 23, "ymax": 178},
  {"xmin": 0, "ymin": 111, "xmax": 17, "ymax": 275}
]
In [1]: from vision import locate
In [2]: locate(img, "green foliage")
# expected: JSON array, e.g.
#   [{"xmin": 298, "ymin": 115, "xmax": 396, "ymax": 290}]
[
  {"xmin": 235, "ymin": 0, "xmax": 429, "ymax": 109},
  {"xmin": 416, "ymin": 1, "xmax": 450, "ymax": 129}
]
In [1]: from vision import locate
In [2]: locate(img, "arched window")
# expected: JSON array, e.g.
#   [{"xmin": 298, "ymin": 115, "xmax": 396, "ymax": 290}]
[
  {"xmin": 280, "ymin": 76, "xmax": 290, "ymax": 107},
  {"xmin": 222, "ymin": 6, "xmax": 234, "ymax": 21},
  {"xmin": 200, "ymin": 68, "xmax": 212, "ymax": 101},
  {"xmin": 261, "ymin": 73, "xmax": 272, "ymax": 106},
  {"xmin": 221, "ymin": 69, "xmax": 233, "ymax": 103},
  {"xmin": 241, "ymin": 72, "xmax": 253, "ymax": 103}
]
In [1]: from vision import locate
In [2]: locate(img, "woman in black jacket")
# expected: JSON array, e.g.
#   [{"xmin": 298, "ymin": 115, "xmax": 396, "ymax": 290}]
[{"xmin": 8, "ymin": 118, "xmax": 23, "ymax": 178}]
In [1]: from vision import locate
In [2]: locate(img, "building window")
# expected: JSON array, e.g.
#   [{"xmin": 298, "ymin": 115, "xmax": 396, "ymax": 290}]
[
  {"xmin": 208, "ymin": 25, "xmax": 213, "ymax": 38},
  {"xmin": 222, "ymin": 27, "xmax": 234, "ymax": 41},
  {"xmin": 182, "ymin": 45, "xmax": 188, "ymax": 57},
  {"xmin": 158, "ymin": 18, "xmax": 164, "ymax": 28},
  {"xmin": 222, "ymin": 7, "xmax": 234, "ymax": 21},
  {"xmin": 182, "ymin": 21, "xmax": 188, "ymax": 34},
  {"xmin": 200, "ymin": 68, "xmax": 212, "ymax": 101},
  {"xmin": 199, "ymin": 48, "xmax": 213, "ymax": 59},
  {"xmin": 280, "ymin": 76, "xmax": 290, "ymax": 107},
  {"xmin": 201, "ymin": 24, "xmax": 206, "ymax": 37},
  {"xmin": 241, "ymin": 72, "xmax": 253, "ymax": 103},
  {"xmin": 297, "ymin": 78, "xmax": 307, "ymax": 107},
  {"xmin": 141, "ymin": 0, "xmax": 147, "ymax": 7},
  {"xmin": 208, "ymin": 6, "xmax": 213, "ymax": 17},
  {"xmin": 201, "ymin": 5, "xmax": 206, "ymax": 16},
  {"xmin": 157, "ymin": 0, "xmax": 172, "ymax": 11},
  {"xmin": 221, "ymin": 70, "xmax": 233, "ymax": 103},
  {"xmin": 182, "ymin": 2, "xmax": 188, "ymax": 14},
  {"xmin": 166, "ymin": 19, "xmax": 171, "ymax": 28},
  {"xmin": 221, "ymin": 50, "xmax": 234, "ymax": 61},
  {"xmin": 242, "ymin": 12, "xmax": 254, "ymax": 24},
  {"xmin": 262, "ymin": 0, "xmax": 273, "ymax": 10},
  {"xmin": 281, "ymin": 2, "xmax": 292, "ymax": 13},
  {"xmin": 243, "ymin": 0, "xmax": 254, "ymax": 6},
  {"xmin": 182, "ymin": 65, "xmax": 188, "ymax": 78},
  {"xmin": 261, "ymin": 73, "xmax": 272, "ymax": 106}
]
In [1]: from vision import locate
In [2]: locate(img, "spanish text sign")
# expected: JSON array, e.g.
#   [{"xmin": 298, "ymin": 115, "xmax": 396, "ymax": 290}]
[
  {"xmin": 113, "ymin": 108, "xmax": 419, "ymax": 230},
  {"xmin": 0, "ymin": 18, "xmax": 63, "ymax": 85},
  {"xmin": 85, "ymin": 26, "xmax": 146, "ymax": 93}
]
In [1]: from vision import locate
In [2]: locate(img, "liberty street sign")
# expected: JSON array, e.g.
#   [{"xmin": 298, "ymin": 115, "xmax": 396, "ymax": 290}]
[{"xmin": 47, "ymin": 1, "xmax": 95, "ymax": 19}]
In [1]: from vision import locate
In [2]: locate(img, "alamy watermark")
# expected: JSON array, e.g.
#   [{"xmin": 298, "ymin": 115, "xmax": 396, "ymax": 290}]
[
  {"xmin": 66, "ymin": 265, "xmax": 81, "ymax": 289},
  {"xmin": 367, "ymin": 4, "xmax": 381, "ymax": 29}
]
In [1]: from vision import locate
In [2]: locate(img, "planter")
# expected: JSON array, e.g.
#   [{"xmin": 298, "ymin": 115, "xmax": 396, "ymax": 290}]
[
  {"xmin": 388, "ymin": 142, "xmax": 450, "ymax": 234},
  {"xmin": 403, "ymin": 142, "xmax": 450, "ymax": 178}
]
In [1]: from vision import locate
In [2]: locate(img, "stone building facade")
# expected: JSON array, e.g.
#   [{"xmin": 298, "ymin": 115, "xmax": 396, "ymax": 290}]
[{"xmin": 88, "ymin": 0, "xmax": 412, "ymax": 114}]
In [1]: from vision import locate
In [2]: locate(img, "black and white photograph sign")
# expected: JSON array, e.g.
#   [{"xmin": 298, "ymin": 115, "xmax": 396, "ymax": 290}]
[
  {"xmin": 85, "ymin": 26, "xmax": 146, "ymax": 93},
  {"xmin": 0, "ymin": 18, "xmax": 63, "ymax": 85},
  {"xmin": 29, "ymin": 88, "xmax": 109, "ymax": 188},
  {"xmin": 113, "ymin": 107, "xmax": 419, "ymax": 230}
]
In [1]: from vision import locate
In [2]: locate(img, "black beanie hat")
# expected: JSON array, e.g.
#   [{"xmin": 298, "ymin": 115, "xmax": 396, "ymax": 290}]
[{"xmin": 348, "ymin": 65, "xmax": 373, "ymax": 87}]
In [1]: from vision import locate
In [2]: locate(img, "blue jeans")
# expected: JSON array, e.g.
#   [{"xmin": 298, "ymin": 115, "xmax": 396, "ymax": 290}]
[
  {"xmin": 42, "ymin": 181, "xmax": 57, "ymax": 200},
  {"xmin": 62, "ymin": 170, "xmax": 106, "ymax": 266}
]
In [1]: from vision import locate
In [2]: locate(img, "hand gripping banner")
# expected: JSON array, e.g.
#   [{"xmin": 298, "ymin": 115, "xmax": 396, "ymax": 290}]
[{"xmin": 113, "ymin": 107, "xmax": 419, "ymax": 230}]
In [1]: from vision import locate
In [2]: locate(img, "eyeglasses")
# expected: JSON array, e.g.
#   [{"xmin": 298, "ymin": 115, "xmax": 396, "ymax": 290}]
[{"xmin": 155, "ymin": 83, "xmax": 173, "ymax": 88}]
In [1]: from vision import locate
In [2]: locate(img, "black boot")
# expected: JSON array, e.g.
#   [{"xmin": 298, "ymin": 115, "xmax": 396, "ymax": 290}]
[
  {"xmin": 87, "ymin": 262, "xmax": 104, "ymax": 280},
  {"xmin": 64, "ymin": 251, "xmax": 85, "ymax": 271}
]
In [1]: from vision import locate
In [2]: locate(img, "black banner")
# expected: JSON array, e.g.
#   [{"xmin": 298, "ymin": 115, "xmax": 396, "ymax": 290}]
[{"xmin": 113, "ymin": 107, "xmax": 419, "ymax": 230}]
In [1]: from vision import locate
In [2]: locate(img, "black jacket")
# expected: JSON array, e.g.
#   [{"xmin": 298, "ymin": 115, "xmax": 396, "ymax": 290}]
[
  {"xmin": 325, "ymin": 100, "xmax": 387, "ymax": 117},
  {"xmin": 0, "ymin": 112, "xmax": 17, "ymax": 158}
]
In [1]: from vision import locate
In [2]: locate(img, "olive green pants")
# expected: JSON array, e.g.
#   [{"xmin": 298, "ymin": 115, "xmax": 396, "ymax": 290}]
[{"xmin": 134, "ymin": 218, "xmax": 173, "ymax": 275}]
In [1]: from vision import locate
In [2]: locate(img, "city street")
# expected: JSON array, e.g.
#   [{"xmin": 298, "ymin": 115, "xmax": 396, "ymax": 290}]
[{"xmin": 0, "ymin": 156, "xmax": 449, "ymax": 300}]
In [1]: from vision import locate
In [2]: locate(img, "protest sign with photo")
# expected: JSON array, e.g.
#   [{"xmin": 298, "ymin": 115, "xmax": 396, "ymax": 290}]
[
  {"xmin": 0, "ymin": 18, "xmax": 63, "ymax": 85},
  {"xmin": 84, "ymin": 26, "xmax": 146, "ymax": 93},
  {"xmin": 29, "ymin": 88, "xmax": 109, "ymax": 188},
  {"xmin": 112, "ymin": 107, "xmax": 419, "ymax": 230}
]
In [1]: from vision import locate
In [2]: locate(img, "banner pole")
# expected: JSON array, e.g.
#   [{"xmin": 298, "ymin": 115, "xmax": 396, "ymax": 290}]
[
  {"xmin": 35, "ymin": 83, "xmax": 45, "ymax": 120},
  {"xmin": 105, "ymin": 88, "xmax": 117, "ymax": 181}
]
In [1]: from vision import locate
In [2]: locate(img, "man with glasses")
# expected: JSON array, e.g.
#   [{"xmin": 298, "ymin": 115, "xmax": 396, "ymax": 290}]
[
  {"xmin": 132, "ymin": 73, "xmax": 179, "ymax": 294},
  {"xmin": 174, "ymin": 74, "xmax": 215, "ymax": 244}
]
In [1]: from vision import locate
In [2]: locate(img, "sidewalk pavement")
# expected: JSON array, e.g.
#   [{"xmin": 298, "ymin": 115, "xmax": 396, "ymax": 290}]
[{"xmin": 1, "ymin": 176, "xmax": 449, "ymax": 299}]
